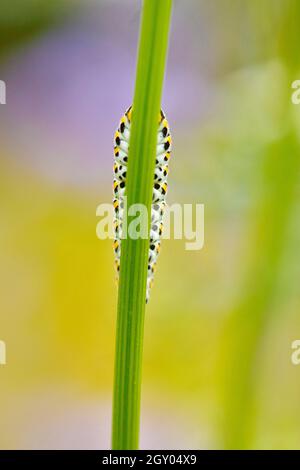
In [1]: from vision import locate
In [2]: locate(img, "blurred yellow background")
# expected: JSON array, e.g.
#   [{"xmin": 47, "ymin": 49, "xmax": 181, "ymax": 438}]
[{"xmin": 0, "ymin": 0, "xmax": 300, "ymax": 449}]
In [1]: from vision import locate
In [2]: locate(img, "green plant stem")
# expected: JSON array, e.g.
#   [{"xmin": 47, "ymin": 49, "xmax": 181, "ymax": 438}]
[
  {"xmin": 111, "ymin": 0, "xmax": 172, "ymax": 450},
  {"xmin": 221, "ymin": 132, "xmax": 300, "ymax": 449}
]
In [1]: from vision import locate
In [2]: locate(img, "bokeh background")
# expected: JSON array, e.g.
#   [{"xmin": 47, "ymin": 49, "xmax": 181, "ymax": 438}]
[{"xmin": 1, "ymin": 0, "xmax": 300, "ymax": 449}]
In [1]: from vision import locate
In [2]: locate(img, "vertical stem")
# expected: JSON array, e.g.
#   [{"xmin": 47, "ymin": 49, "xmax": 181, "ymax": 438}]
[
  {"xmin": 112, "ymin": 0, "xmax": 173, "ymax": 450},
  {"xmin": 221, "ymin": 132, "xmax": 300, "ymax": 448}
]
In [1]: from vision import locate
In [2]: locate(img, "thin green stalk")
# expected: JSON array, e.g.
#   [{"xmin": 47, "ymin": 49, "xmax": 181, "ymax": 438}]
[
  {"xmin": 221, "ymin": 132, "xmax": 300, "ymax": 448},
  {"xmin": 111, "ymin": 0, "xmax": 173, "ymax": 450}
]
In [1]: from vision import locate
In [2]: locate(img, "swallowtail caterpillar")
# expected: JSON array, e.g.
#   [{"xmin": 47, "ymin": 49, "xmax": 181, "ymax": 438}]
[{"xmin": 113, "ymin": 106, "xmax": 172, "ymax": 303}]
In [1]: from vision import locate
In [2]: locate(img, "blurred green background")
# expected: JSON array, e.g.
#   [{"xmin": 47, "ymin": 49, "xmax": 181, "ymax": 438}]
[{"xmin": 0, "ymin": 0, "xmax": 300, "ymax": 449}]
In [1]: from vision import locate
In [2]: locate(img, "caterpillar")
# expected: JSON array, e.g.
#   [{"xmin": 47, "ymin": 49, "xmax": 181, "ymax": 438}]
[{"xmin": 113, "ymin": 106, "xmax": 172, "ymax": 303}]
